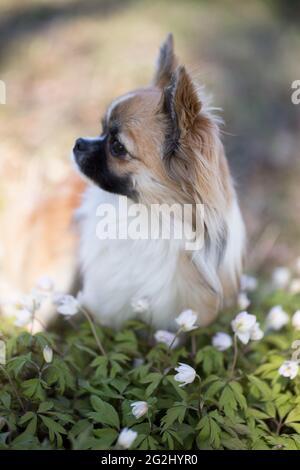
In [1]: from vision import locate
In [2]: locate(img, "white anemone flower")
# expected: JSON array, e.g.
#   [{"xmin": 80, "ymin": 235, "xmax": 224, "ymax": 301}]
[
  {"xmin": 43, "ymin": 345, "xmax": 53, "ymax": 364},
  {"xmin": 175, "ymin": 309, "xmax": 198, "ymax": 332},
  {"xmin": 154, "ymin": 330, "xmax": 179, "ymax": 348},
  {"xmin": 130, "ymin": 401, "xmax": 148, "ymax": 419},
  {"xmin": 272, "ymin": 267, "xmax": 290, "ymax": 289},
  {"xmin": 231, "ymin": 311, "xmax": 257, "ymax": 345},
  {"xmin": 54, "ymin": 294, "xmax": 80, "ymax": 316},
  {"xmin": 292, "ymin": 310, "xmax": 300, "ymax": 330},
  {"xmin": 174, "ymin": 363, "xmax": 196, "ymax": 387},
  {"xmin": 14, "ymin": 293, "xmax": 42, "ymax": 314},
  {"xmin": 212, "ymin": 332, "xmax": 232, "ymax": 351},
  {"xmin": 278, "ymin": 360, "xmax": 299, "ymax": 380},
  {"xmin": 14, "ymin": 309, "xmax": 32, "ymax": 327},
  {"xmin": 117, "ymin": 428, "xmax": 138, "ymax": 449},
  {"xmin": 266, "ymin": 305, "xmax": 289, "ymax": 331},
  {"xmin": 238, "ymin": 292, "xmax": 251, "ymax": 310},
  {"xmin": 13, "ymin": 292, "xmax": 43, "ymax": 327},
  {"xmin": 250, "ymin": 322, "xmax": 264, "ymax": 341}
]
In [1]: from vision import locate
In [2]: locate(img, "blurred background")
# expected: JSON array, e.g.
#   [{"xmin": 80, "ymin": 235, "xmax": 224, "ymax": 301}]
[{"xmin": 0, "ymin": 0, "xmax": 299, "ymax": 299}]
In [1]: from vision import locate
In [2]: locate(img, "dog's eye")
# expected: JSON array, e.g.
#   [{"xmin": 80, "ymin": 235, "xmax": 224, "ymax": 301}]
[{"xmin": 110, "ymin": 137, "xmax": 127, "ymax": 157}]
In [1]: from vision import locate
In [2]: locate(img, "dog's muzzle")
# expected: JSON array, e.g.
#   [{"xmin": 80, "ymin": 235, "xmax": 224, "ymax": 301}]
[
  {"xmin": 73, "ymin": 136, "xmax": 105, "ymax": 165},
  {"xmin": 73, "ymin": 135, "xmax": 137, "ymax": 199}
]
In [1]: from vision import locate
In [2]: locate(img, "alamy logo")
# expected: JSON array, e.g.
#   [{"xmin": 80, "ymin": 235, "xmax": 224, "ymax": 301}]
[
  {"xmin": 291, "ymin": 80, "xmax": 300, "ymax": 105},
  {"xmin": 0, "ymin": 340, "xmax": 6, "ymax": 365},
  {"xmin": 95, "ymin": 196, "xmax": 206, "ymax": 251},
  {"xmin": 0, "ymin": 80, "xmax": 6, "ymax": 104}
]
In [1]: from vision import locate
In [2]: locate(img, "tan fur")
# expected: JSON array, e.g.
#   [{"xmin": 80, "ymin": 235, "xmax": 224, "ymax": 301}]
[
  {"xmin": 177, "ymin": 251, "xmax": 221, "ymax": 326},
  {"xmin": 152, "ymin": 33, "xmax": 178, "ymax": 88}
]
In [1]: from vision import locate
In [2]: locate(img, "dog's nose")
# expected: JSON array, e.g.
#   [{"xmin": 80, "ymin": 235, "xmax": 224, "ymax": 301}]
[{"xmin": 74, "ymin": 138, "xmax": 87, "ymax": 153}]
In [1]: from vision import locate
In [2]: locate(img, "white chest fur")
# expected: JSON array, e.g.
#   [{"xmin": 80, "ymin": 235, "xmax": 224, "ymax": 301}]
[
  {"xmin": 77, "ymin": 187, "xmax": 199, "ymax": 330},
  {"xmin": 77, "ymin": 186, "xmax": 245, "ymax": 330}
]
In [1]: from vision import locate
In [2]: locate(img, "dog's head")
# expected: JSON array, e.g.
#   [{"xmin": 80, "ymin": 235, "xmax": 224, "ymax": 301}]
[{"xmin": 73, "ymin": 34, "xmax": 231, "ymax": 207}]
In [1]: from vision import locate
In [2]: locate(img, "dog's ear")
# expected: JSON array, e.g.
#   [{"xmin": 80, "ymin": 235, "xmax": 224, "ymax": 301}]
[
  {"xmin": 153, "ymin": 33, "xmax": 177, "ymax": 88},
  {"xmin": 161, "ymin": 66, "xmax": 202, "ymax": 157}
]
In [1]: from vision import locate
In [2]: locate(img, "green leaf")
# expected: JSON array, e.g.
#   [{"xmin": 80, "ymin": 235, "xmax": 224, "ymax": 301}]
[
  {"xmin": 69, "ymin": 419, "xmax": 92, "ymax": 438},
  {"xmin": 37, "ymin": 401, "xmax": 54, "ymax": 413},
  {"xmin": 0, "ymin": 391, "xmax": 11, "ymax": 409},
  {"xmin": 229, "ymin": 381, "xmax": 247, "ymax": 410},
  {"xmin": 146, "ymin": 436, "xmax": 159, "ymax": 450},
  {"xmin": 90, "ymin": 356, "xmax": 108, "ymax": 378},
  {"xmin": 25, "ymin": 415, "xmax": 37, "ymax": 434},
  {"xmin": 89, "ymin": 395, "xmax": 120, "ymax": 429},
  {"xmin": 10, "ymin": 431, "xmax": 39, "ymax": 450},
  {"xmin": 141, "ymin": 372, "xmax": 162, "ymax": 397},
  {"xmin": 7, "ymin": 353, "xmax": 31, "ymax": 377},
  {"xmin": 222, "ymin": 436, "xmax": 248, "ymax": 450},
  {"xmin": 19, "ymin": 412, "xmax": 35, "ymax": 425},
  {"xmin": 40, "ymin": 415, "xmax": 67, "ymax": 446},
  {"xmin": 93, "ymin": 428, "xmax": 118, "ymax": 449},
  {"xmin": 22, "ymin": 378, "xmax": 45, "ymax": 401},
  {"xmin": 165, "ymin": 376, "xmax": 187, "ymax": 400},
  {"xmin": 287, "ymin": 423, "xmax": 300, "ymax": 433},
  {"xmin": 197, "ymin": 412, "xmax": 222, "ymax": 448},
  {"xmin": 204, "ymin": 379, "xmax": 225, "ymax": 400},
  {"xmin": 195, "ymin": 346, "xmax": 224, "ymax": 374},
  {"xmin": 247, "ymin": 408, "xmax": 270, "ymax": 420},
  {"xmin": 285, "ymin": 406, "xmax": 300, "ymax": 424},
  {"xmin": 161, "ymin": 404, "xmax": 187, "ymax": 430},
  {"xmin": 248, "ymin": 375, "xmax": 273, "ymax": 401},
  {"xmin": 114, "ymin": 330, "xmax": 138, "ymax": 353},
  {"xmin": 110, "ymin": 377, "xmax": 129, "ymax": 394},
  {"xmin": 219, "ymin": 385, "xmax": 238, "ymax": 418},
  {"xmin": 44, "ymin": 359, "xmax": 75, "ymax": 393}
]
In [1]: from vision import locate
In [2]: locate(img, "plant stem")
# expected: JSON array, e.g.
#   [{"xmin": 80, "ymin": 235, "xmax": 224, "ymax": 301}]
[
  {"xmin": 191, "ymin": 334, "xmax": 197, "ymax": 358},
  {"xmin": 194, "ymin": 374, "xmax": 203, "ymax": 418},
  {"xmin": 68, "ymin": 317, "xmax": 80, "ymax": 331},
  {"xmin": 168, "ymin": 329, "xmax": 182, "ymax": 351},
  {"xmin": 147, "ymin": 413, "xmax": 152, "ymax": 432},
  {"xmin": 80, "ymin": 307, "xmax": 106, "ymax": 356},
  {"xmin": 0, "ymin": 365, "xmax": 25, "ymax": 411},
  {"xmin": 30, "ymin": 314, "xmax": 35, "ymax": 336},
  {"xmin": 230, "ymin": 334, "xmax": 238, "ymax": 378},
  {"xmin": 30, "ymin": 301, "xmax": 39, "ymax": 336},
  {"xmin": 34, "ymin": 316, "xmax": 48, "ymax": 330},
  {"xmin": 276, "ymin": 419, "xmax": 283, "ymax": 435}
]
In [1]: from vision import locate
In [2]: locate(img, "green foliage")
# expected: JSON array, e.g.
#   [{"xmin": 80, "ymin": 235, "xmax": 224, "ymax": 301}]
[{"xmin": 0, "ymin": 288, "xmax": 300, "ymax": 450}]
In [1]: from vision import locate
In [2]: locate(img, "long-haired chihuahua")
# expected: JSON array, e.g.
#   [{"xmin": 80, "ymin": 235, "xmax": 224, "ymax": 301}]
[{"xmin": 73, "ymin": 34, "xmax": 245, "ymax": 330}]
